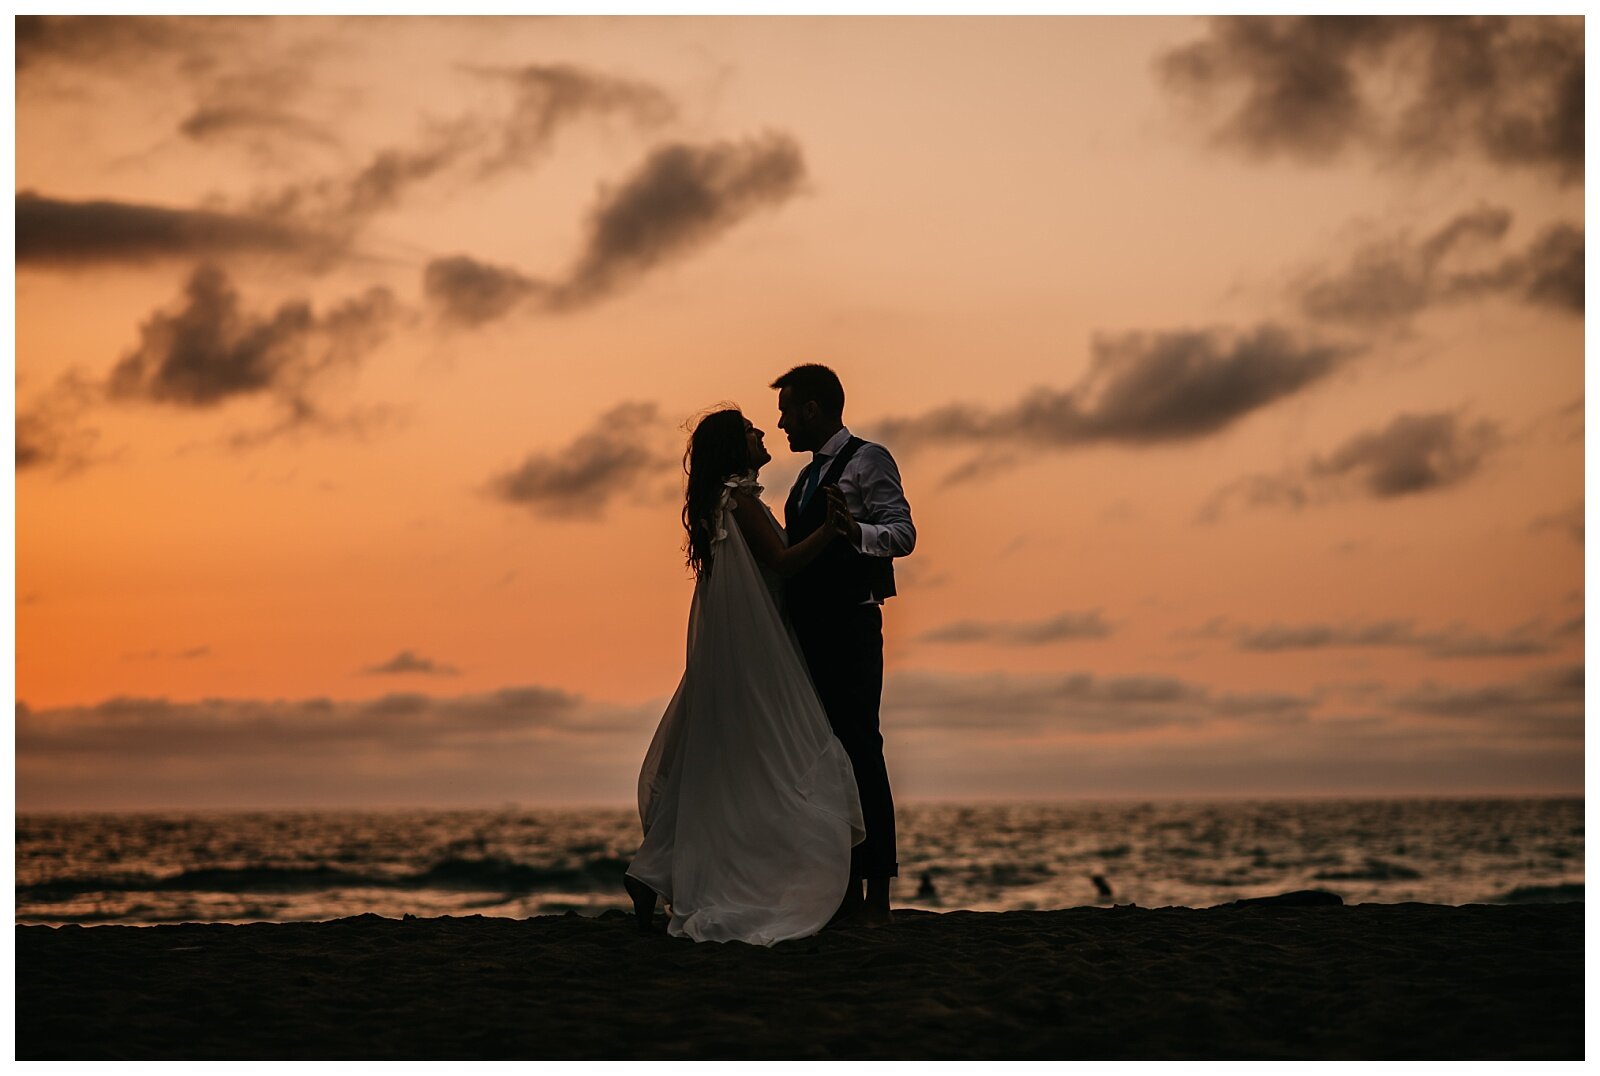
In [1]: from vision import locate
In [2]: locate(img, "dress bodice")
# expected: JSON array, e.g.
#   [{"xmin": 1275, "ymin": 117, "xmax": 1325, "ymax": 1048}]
[{"xmin": 715, "ymin": 472, "xmax": 785, "ymax": 604}]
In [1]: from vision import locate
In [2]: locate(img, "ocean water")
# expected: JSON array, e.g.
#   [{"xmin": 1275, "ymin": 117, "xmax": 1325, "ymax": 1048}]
[{"xmin": 15, "ymin": 798, "xmax": 1583, "ymax": 926}]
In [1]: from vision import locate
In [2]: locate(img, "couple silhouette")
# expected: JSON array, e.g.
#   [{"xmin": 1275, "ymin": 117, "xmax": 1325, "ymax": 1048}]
[{"xmin": 625, "ymin": 364, "xmax": 915, "ymax": 944}]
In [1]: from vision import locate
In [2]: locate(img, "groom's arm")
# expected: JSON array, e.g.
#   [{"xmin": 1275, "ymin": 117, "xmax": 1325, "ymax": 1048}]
[{"xmin": 842, "ymin": 445, "xmax": 915, "ymax": 558}]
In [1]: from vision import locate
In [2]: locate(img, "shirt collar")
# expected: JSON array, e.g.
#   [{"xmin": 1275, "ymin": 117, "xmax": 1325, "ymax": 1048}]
[{"xmin": 812, "ymin": 426, "xmax": 852, "ymax": 462}]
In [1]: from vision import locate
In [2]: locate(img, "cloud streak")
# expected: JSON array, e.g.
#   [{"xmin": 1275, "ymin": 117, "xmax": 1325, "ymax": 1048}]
[
  {"xmin": 1159, "ymin": 15, "xmax": 1583, "ymax": 182},
  {"xmin": 918, "ymin": 610, "xmax": 1114, "ymax": 646},
  {"xmin": 877, "ymin": 324, "xmax": 1353, "ymax": 478},
  {"xmin": 1200, "ymin": 410, "xmax": 1500, "ymax": 519},
  {"xmin": 361, "ymin": 650, "xmax": 462, "ymax": 676},
  {"xmin": 16, "ymin": 192, "xmax": 337, "ymax": 268},
  {"xmin": 15, "ymin": 684, "xmax": 653, "ymax": 808},
  {"xmin": 1189, "ymin": 615, "xmax": 1565, "ymax": 659},
  {"xmin": 487, "ymin": 402, "xmax": 671, "ymax": 519}
]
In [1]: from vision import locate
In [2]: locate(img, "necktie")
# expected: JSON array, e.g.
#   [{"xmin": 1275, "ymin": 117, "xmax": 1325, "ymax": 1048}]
[{"xmin": 799, "ymin": 457, "xmax": 826, "ymax": 509}]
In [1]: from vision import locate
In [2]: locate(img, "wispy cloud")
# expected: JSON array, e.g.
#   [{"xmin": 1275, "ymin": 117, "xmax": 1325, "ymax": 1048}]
[
  {"xmin": 1185, "ymin": 614, "xmax": 1565, "ymax": 658},
  {"xmin": 15, "ymin": 370, "xmax": 105, "ymax": 474},
  {"xmin": 918, "ymin": 610, "xmax": 1114, "ymax": 646},
  {"xmin": 487, "ymin": 401, "xmax": 672, "ymax": 519},
  {"xmin": 473, "ymin": 62, "xmax": 677, "ymax": 175},
  {"xmin": 1296, "ymin": 206, "xmax": 1583, "ymax": 328},
  {"xmin": 1199, "ymin": 410, "xmax": 1500, "ymax": 520},
  {"xmin": 258, "ymin": 61, "xmax": 679, "ymax": 232},
  {"xmin": 1158, "ymin": 15, "xmax": 1583, "ymax": 182},
  {"xmin": 877, "ymin": 324, "xmax": 1354, "ymax": 483}
]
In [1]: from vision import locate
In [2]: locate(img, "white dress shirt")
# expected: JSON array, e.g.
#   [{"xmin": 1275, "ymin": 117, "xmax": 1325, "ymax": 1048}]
[{"xmin": 797, "ymin": 426, "xmax": 917, "ymax": 562}]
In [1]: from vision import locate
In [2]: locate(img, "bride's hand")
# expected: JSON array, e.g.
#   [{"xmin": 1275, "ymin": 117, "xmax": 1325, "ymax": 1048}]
[{"xmin": 823, "ymin": 486, "xmax": 859, "ymax": 541}]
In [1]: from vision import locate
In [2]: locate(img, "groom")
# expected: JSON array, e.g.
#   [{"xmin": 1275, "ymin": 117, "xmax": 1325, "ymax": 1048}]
[{"xmin": 772, "ymin": 363, "xmax": 915, "ymax": 927}]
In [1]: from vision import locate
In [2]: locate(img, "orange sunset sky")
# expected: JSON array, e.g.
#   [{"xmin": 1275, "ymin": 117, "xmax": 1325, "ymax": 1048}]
[{"xmin": 14, "ymin": 15, "xmax": 1585, "ymax": 809}]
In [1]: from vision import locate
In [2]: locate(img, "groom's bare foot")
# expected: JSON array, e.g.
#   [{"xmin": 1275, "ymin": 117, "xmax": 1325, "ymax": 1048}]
[
  {"xmin": 862, "ymin": 877, "xmax": 893, "ymax": 927},
  {"xmin": 822, "ymin": 881, "xmax": 865, "ymax": 929}
]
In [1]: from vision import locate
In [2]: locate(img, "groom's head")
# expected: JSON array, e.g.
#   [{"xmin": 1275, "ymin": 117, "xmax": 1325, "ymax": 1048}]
[{"xmin": 770, "ymin": 364, "xmax": 845, "ymax": 453}]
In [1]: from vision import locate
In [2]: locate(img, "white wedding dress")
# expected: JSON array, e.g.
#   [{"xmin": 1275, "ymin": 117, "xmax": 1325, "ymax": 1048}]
[{"xmin": 627, "ymin": 475, "xmax": 865, "ymax": 945}]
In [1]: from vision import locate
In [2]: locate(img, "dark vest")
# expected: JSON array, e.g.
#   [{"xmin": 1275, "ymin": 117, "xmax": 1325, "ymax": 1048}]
[{"xmin": 783, "ymin": 436, "xmax": 897, "ymax": 615}]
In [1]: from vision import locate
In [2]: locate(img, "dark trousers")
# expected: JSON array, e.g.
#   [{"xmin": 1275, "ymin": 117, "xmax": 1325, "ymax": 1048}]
[{"xmin": 790, "ymin": 602, "xmax": 897, "ymax": 880}]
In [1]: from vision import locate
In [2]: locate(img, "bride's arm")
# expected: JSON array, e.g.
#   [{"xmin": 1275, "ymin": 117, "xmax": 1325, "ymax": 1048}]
[{"xmin": 730, "ymin": 492, "xmax": 843, "ymax": 577}]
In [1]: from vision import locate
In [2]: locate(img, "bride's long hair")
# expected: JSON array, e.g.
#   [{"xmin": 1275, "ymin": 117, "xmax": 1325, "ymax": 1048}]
[{"xmin": 683, "ymin": 408, "xmax": 754, "ymax": 579}]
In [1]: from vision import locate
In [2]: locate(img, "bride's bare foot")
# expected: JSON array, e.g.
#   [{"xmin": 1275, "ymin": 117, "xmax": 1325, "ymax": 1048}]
[
  {"xmin": 623, "ymin": 874, "xmax": 657, "ymax": 932},
  {"xmin": 826, "ymin": 879, "xmax": 865, "ymax": 928}
]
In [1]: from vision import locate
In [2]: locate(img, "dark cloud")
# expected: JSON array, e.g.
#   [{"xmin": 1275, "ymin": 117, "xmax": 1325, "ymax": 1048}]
[
  {"xmin": 1200, "ymin": 410, "xmax": 1500, "ymax": 519},
  {"xmin": 361, "ymin": 650, "xmax": 461, "ymax": 677},
  {"xmin": 15, "ymin": 15, "xmax": 236, "ymax": 73},
  {"xmin": 423, "ymin": 132, "xmax": 808, "ymax": 325},
  {"xmin": 1520, "ymin": 224, "xmax": 1585, "ymax": 312},
  {"xmin": 106, "ymin": 264, "xmax": 397, "ymax": 420},
  {"xmin": 552, "ymin": 132, "xmax": 808, "ymax": 309},
  {"xmin": 1297, "ymin": 207, "xmax": 1584, "ymax": 328},
  {"xmin": 918, "ymin": 610, "xmax": 1113, "ymax": 646},
  {"xmin": 1159, "ymin": 16, "xmax": 1583, "ymax": 182},
  {"xmin": 1313, "ymin": 411, "xmax": 1500, "ymax": 497},
  {"xmin": 488, "ymin": 402, "xmax": 671, "ymax": 519},
  {"xmin": 16, "ymin": 192, "xmax": 336, "ymax": 268},
  {"xmin": 424, "ymin": 255, "xmax": 544, "ymax": 327},
  {"xmin": 1196, "ymin": 615, "xmax": 1561, "ymax": 658},
  {"xmin": 878, "ymin": 324, "xmax": 1353, "ymax": 474}
]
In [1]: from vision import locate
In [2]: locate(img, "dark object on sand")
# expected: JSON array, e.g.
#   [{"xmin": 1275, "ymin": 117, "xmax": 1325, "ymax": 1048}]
[
  {"xmin": 1090, "ymin": 874, "xmax": 1113, "ymax": 899},
  {"xmin": 1217, "ymin": 889, "xmax": 1344, "ymax": 909},
  {"xmin": 915, "ymin": 871, "xmax": 937, "ymax": 900}
]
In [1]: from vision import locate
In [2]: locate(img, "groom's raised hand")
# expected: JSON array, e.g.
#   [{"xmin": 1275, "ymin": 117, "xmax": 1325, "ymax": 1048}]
[{"xmin": 822, "ymin": 485, "xmax": 861, "ymax": 545}]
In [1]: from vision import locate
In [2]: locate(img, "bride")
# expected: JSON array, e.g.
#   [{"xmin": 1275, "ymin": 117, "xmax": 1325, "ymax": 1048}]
[{"xmin": 624, "ymin": 408, "xmax": 865, "ymax": 945}]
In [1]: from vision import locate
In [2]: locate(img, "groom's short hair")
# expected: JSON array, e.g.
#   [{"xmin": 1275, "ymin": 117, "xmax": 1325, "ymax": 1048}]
[{"xmin": 770, "ymin": 364, "xmax": 845, "ymax": 418}]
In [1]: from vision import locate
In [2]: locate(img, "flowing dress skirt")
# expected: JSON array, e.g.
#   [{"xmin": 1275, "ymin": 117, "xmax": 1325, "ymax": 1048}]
[{"xmin": 627, "ymin": 499, "xmax": 864, "ymax": 945}]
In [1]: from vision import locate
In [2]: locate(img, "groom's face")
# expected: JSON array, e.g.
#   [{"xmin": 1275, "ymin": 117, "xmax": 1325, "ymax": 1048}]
[{"xmin": 775, "ymin": 387, "xmax": 818, "ymax": 452}]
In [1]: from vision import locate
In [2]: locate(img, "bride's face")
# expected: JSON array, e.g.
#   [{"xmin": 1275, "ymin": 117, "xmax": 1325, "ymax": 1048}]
[{"xmin": 744, "ymin": 418, "xmax": 771, "ymax": 470}]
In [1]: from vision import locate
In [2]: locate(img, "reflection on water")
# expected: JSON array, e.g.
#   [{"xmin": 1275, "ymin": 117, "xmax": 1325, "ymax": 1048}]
[{"xmin": 15, "ymin": 797, "xmax": 1583, "ymax": 925}]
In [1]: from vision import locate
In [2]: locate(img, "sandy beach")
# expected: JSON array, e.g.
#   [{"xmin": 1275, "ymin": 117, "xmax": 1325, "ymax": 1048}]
[{"xmin": 15, "ymin": 902, "xmax": 1581, "ymax": 1059}]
